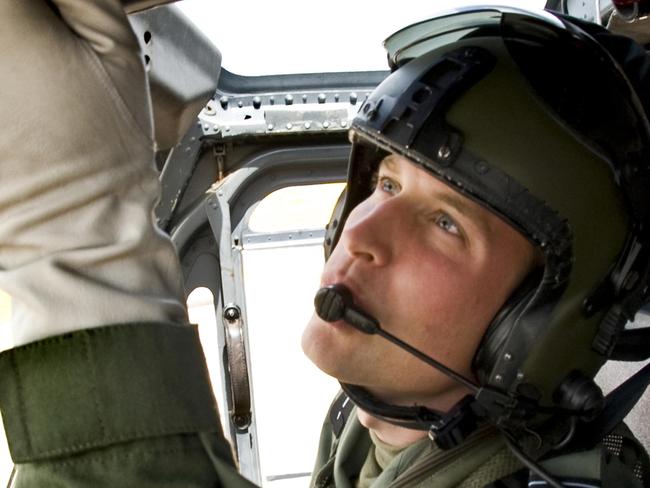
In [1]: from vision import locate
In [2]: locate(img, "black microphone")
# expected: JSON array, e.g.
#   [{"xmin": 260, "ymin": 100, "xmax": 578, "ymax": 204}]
[
  {"xmin": 314, "ymin": 284, "xmax": 479, "ymax": 393},
  {"xmin": 314, "ymin": 285, "xmax": 380, "ymax": 334}
]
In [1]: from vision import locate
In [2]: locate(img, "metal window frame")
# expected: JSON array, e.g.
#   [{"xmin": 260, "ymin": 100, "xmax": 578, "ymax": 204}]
[{"xmin": 171, "ymin": 144, "xmax": 348, "ymax": 484}]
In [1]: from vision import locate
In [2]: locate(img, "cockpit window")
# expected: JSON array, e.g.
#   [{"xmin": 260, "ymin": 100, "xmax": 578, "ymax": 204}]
[
  {"xmin": 248, "ymin": 184, "xmax": 345, "ymax": 233},
  {"xmin": 240, "ymin": 183, "xmax": 345, "ymax": 485},
  {"xmin": 176, "ymin": 0, "xmax": 546, "ymax": 76}
]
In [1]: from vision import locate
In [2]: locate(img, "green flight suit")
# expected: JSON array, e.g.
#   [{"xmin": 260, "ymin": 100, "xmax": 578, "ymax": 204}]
[{"xmin": 0, "ymin": 322, "xmax": 255, "ymax": 488}]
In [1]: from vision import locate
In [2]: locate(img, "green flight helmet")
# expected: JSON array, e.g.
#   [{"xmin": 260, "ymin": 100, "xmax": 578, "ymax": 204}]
[{"xmin": 325, "ymin": 6, "xmax": 650, "ymax": 420}]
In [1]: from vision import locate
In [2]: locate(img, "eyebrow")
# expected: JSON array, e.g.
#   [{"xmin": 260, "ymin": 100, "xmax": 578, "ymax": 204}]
[{"xmin": 381, "ymin": 155, "xmax": 399, "ymax": 172}]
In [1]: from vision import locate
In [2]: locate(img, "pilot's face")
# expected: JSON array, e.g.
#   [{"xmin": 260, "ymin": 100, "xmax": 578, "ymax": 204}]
[{"xmin": 302, "ymin": 153, "xmax": 538, "ymax": 411}]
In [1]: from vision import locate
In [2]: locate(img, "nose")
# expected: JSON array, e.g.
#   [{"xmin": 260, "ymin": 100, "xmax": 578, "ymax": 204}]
[{"xmin": 340, "ymin": 197, "xmax": 401, "ymax": 266}]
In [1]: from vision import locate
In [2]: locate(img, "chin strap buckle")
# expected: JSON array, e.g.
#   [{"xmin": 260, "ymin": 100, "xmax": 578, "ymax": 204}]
[
  {"xmin": 474, "ymin": 386, "xmax": 538, "ymax": 425},
  {"xmin": 428, "ymin": 396, "xmax": 478, "ymax": 449},
  {"xmin": 430, "ymin": 388, "xmax": 537, "ymax": 450}
]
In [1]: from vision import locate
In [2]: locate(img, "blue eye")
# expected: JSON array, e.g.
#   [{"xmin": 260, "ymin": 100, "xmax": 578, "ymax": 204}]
[
  {"xmin": 378, "ymin": 177, "xmax": 398, "ymax": 194},
  {"xmin": 435, "ymin": 213, "xmax": 461, "ymax": 236}
]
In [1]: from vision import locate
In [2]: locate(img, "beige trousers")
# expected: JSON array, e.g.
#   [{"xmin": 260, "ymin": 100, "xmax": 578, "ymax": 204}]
[{"xmin": 0, "ymin": 0, "xmax": 187, "ymax": 348}]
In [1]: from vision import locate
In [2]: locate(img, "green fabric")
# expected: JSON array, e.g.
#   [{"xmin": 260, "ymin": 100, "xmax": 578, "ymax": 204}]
[
  {"xmin": 313, "ymin": 398, "xmax": 648, "ymax": 488},
  {"xmin": 454, "ymin": 447, "xmax": 521, "ymax": 488},
  {"xmin": 371, "ymin": 430, "xmax": 411, "ymax": 470},
  {"xmin": 311, "ymin": 405, "xmax": 521, "ymax": 488},
  {"xmin": 357, "ymin": 445, "xmax": 382, "ymax": 488},
  {"xmin": 540, "ymin": 448, "xmax": 601, "ymax": 480},
  {"xmin": 357, "ymin": 431, "xmax": 412, "ymax": 488},
  {"xmin": 0, "ymin": 322, "xmax": 256, "ymax": 487},
  {"xmin": 0, "ymin": 322, "xmax": 220, "ymax": 462},
  {"xmin": 12, "ymin": 434, "xmax": 248, "ymax": 488},
  {"xmin": 331, "ymin": 410, "xmax": 374, "ymax": 488}
]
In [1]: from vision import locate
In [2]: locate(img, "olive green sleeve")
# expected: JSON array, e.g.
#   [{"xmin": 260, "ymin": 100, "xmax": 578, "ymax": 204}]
[{"xmin": 0, "ymin": 322, "xmax": 257, "ymax": 487}]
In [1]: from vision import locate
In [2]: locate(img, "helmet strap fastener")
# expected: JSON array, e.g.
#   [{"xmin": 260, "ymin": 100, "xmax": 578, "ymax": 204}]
[
  {"xmin": 428, "ymin": 387, "xmax": 539, "ymax": 450},
  {"xmin": 428, "ymin": 395, "xmax": 478, "ymax": 450},
  {"xmin": 590, "ymin": 235, "xmax": 650, "ymax": 359}
]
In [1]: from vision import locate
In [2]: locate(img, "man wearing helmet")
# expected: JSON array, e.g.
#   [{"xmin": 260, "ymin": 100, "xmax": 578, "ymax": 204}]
[
  {"xmin": 303, "ymin": 151, "xmax": 540, "ymax": 439},
  {"xmin": 303, "ymin": 150, "xmax": 540, "ymax": 477},
  {"xmin": 0, "ymin": 2, "xmax": 649, "ymax": 488},
  {"xmin": 303, "ymin": 10, "xmax": 650, "ymax": 486}
]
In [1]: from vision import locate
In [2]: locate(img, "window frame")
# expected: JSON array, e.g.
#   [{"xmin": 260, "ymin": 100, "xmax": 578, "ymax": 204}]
[{"xmin": 172, "ymin": 144, "xmax": 348, "ymax": 483}]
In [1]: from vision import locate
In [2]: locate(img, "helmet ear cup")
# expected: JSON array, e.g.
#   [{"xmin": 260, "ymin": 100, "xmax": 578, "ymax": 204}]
[{"xmin": 472, "ymin": 270, "xmax": 542, "ymax": 385}]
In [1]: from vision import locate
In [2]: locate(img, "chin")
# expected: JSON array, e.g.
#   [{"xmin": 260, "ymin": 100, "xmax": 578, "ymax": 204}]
[
  {"xmin": 301, "ymin": 314, "xmax": 336, "ymax": 373},
  {"xmin": 301, "ymin": 313, "xmax": 360, "ymax": 382}
]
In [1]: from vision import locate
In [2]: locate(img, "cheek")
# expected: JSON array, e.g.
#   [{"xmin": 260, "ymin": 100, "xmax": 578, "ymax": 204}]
[
  {"xmin": 394, "ymin": 247, "xmax": 473, "ymax": 313},
  {"xmin": 388, "ymin": 249, "xmax": 499, "ymax": 356}
]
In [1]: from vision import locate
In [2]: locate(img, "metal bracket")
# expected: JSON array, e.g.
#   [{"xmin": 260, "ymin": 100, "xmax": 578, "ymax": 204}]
[
  {"xmin": 205, "ymin": 190, "xmax": 254, "ymax": 431},
  {"xmin": 156, "ymin": 122, "xmax": 204, "ymax": 231},
  {"xmin": 198, "ymin": 90, "xmax": 364, "ymax": 138},
  {"xmin": 222, "ymin": 303, "xmax": 252, "ymax": 429},
  {"xmin": 213, "ymin": 143, "xmax": 227, "ymax": 182}
]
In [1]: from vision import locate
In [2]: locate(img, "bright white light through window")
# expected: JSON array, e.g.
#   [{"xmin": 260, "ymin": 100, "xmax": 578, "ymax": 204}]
[
  {"xmin": 177, "ymin": 0, "xmax": 547, "ymax": 75},
  {"xmin": 248, "ymin": 183, "xmax": 345, "ymax": 233},
  {"xmin": 242, "ymin": 183, "xmax": 344, "ymax": 486},
  {"xmin": 188, "ymin": 287, "xmax": 231, "ymax": 444}
]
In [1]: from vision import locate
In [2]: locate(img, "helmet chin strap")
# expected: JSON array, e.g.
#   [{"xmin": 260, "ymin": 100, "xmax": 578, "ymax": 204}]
[
  {"xmin": 314, "ymin": 284, "xmax": 539, "ymax": 449},
  {"xmin": 339, "ymin": 383, "xmax": 483, "ymax": 450}
]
